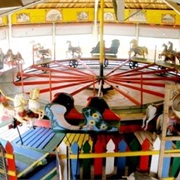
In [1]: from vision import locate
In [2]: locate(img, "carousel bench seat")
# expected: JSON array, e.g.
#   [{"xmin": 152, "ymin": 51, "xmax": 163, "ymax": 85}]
[
  {"xmin": 90, "ymin": 39, "xmax": 120, "ymax": 56},
  {"xmin": 87, "ymin": 96, "xmax": 120, "ymax": 122},
  {"xmin": 52, "ymin": 92, "xmax": 84, "ymax": 125},
  {"xmin": 51, "ymin": 92, "xmax": 120, "ymax": 128}
]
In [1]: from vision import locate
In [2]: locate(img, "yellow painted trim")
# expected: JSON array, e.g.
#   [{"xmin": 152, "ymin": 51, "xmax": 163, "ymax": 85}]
[
  {"xmin": 8, "ymin": 170, "xmax": 16, "ymax": 176},
  {"xmin": 40, "ymin": 168, "xmax": 56, "ymax": 180},
  {"xmin": 59, "ymin": 149, "xmax": 180, "ymax": 159},
  {"xmin": 17, "ymin": 153, "xmax": 49, "ymax": 178},
  {"xmin": 0, "ymin": 8, "xmax": 179, "ymax": 26},
  {"xmin": 5, "ymin": 153, "xmax": 14, "ymax": 159}
]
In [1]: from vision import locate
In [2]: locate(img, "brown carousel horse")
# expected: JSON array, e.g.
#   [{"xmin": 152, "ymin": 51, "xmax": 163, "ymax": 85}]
[
  {"xmin": 4, "ymin": 49, "xmax": 24, "ymax": 66},
  {"xmin": 66, "ymin": 40, "xmax": 82, "ymax": 58},
  {"xmin": 129, "ymin": 39, "xmax": 148, "ymax": 59},
  {"xmin": 33, "ymin": 43, "xmax": 52, "ymax": 60},
  {"xmin": 158, "ymin": 42, "xmax": 179, "ymax": 64},
  {"xmin": 174, "ymin": 51, "xmax": 180, "ymax": 63}
]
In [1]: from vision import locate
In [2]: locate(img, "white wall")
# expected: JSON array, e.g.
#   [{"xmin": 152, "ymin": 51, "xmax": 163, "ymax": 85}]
[{"xmin": 0, "ymin": 23, "xmax": 179, "ymax": 64}]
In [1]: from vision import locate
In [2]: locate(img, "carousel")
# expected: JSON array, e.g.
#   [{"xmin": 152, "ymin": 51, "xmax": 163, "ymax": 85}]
[{"xmin": 0, "ymin": 7, "xmax": 180, "ymax": 180}]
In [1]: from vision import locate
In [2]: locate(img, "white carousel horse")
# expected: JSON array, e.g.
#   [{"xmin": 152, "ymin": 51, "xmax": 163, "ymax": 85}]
[
  {"xmin": 129, "ymin": 39, "xmax": 148, "ymax": 59},
  {"xmin": 66, "ymin": 40, "xmax": 82, "ymax": 58},
  {"xmin": 0, "ymin": 90, "xmax": 33, "ymax": 126},
  {"xmin": 13, "ymin": 93, "xmax": 33, "ymax": 125},
  {"xmin": 142, "ymin": 103, "xmax": 164, "ymax": 131},
  {"xmin": 142, "ymin": 104, "xmax": 157, "ymax": 130},
  {"xmin": 28, "ymin": 88, "xmax": 45, "ymax": 120},
  {"xmin": 0, "ymin": 90, "xmax": 14, "ymax": 123}
]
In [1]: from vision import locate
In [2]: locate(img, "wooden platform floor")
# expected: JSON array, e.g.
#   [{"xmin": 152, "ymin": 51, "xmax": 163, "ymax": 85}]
[{"xmin": 0, "ymin": 59, "xmax": 177, "ymax": 125}]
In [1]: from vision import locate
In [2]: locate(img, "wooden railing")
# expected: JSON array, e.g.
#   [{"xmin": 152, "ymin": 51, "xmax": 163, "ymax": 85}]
[{"xmin": 57, "ymin": 133, "xmax": 180, "ymax": 180}]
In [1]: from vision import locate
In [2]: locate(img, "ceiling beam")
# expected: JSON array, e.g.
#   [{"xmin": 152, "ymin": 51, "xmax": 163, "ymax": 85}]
[
  {"xmin": 163, "ymin": 0, "xmax": 180, "ymax": 15},
  {"xmin": 0, "ymin": 0, "xmax": 44, "ymax": 16},
  {"xmin": 0, "ymin": 0, "xmax": 23, "ymax": 8}
]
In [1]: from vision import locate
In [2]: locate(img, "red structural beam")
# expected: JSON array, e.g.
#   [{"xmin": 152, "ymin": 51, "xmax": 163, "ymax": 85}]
[
  {"xmin": 31, "ymin": 64, "xmax": 93, "ymax": 76},
  {"xmin": 105, "ymin": 80, "xmax": 141, "ymax": 106},
  {"xmin": 107, "ymin": 79, "xmax": 164, "ymax": 98},
  {"xmin": 107, "ymin": 76, "xmax": 180, "ymax": 82},
  {"xmin": 38, "ymin": 79, "xmax": 95, "ymax": 94},
  {"xmin": 107, "ymin": 64, "xmax": 154, "ymax": 77},
  {"xmin": 76, "ymin": 59, "xmax": 97, "ymax": 76},
  {"xmin": 17, "ymin": 73, "xmax": 94, "ymax": 80},
  {"xmin": 70, "ymin": 80, "xmax": 99, "ymax": 96},
  {"xmin": 55, "ymin": 62, "xmax": 97, "ymax": 76},
  {"xmin": 117, "ymin": 68, "xmax": 175, "ymax": 77},
  {"xmin": 109, "ymin": 80, "xmax": 165, "ymax": 87},
  {"xmin": 106, "ymin": 59, "xmax": 129, "ymax": 76},
  {"xmin": 14, "ymin": 78, "xmax": 95, "ymax": 86}
]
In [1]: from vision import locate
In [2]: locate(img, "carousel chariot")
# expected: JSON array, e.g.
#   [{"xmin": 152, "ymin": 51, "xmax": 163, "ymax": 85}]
[{"xmin": 45, "ymin": 92, "xmax": 120, "ymax": 132}]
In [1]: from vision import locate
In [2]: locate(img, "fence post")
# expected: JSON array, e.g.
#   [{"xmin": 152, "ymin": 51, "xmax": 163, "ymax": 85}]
[
  {"xmin": 94, "ymin": 136, "xmax": 105, "ymax": 177},
  {"xmin": 170, "ymin": 141, "xmax": 180, "ymax": 177},
  {"xmin": 105, "ymin": 139, "xmax": 115, "ymax": 175},
  {"xmin": 58, "ymin": 141, "xmax": 68, "ymax": 180},
  {"xmin": 139, "ymin": 138, "xmax": 150, "ymax": 172},
  {"xmin": 5, "ymin": 141, "xmax": 17, "ymax": 180},
  {"xmin": 150, "ymin": 136, "xmax": 160, "ymax": 176},
  {"xmin": 161, "ymin": 141, "xmax": 172, "ymax": 178},
  {"xmin": 82, "ymin": 140, "xmax": 91, "ymax": 179},
  {"xmin": 117, "ymin": 139, "xmax": 128, "ymax": 177},
  {"xmin": 71, "ymin": 142, "xmax": 80, "ymax": 180}
]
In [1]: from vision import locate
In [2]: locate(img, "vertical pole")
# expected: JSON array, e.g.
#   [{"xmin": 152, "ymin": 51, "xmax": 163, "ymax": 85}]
[
  {"xmin": 135, "ymin": 23, "xmax": 139, "ymax": 42},
  {"xmin": 52, "ymin": 22, "xmax": 56, "ymax": 60},
  {"xmin": 93, "ymin": 0, "xmax": 99, "ymax": 45},
  {"xmin": 99, "ymin": 0, "xmax": 104, "ymax": 82},
  {"xmin": 8, "ymin": 14, "xmax": 12, "ymax": 49},
  {"xmin": 49, "ymin": 70, "xmax": 52, "ymax": 101}
]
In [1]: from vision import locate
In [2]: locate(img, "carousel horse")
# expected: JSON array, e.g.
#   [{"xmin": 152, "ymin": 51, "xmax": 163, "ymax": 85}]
[
  {"xmin": 33, "ymin": 43, "xmax": 51, "ymax": 61},
  {"xmin": 28, "ymin": 88, "xmax": 45, "ymax": 120},
  {"xmin": 142, "ymin": 103, "xmax": 163, "ymax": 131},
  {"xmin": 66, "ymin": 40, "xmax": 82, "ymax": 58},
  {"xmin": 174, "ymin": 51, "xmax": 180, "ymax": 64},
  {"xmin": 4, "ymin": 49, "xmax": 24, "ymax": 66},
  {"xmin": 0, "ymin": 90, "xmax": 33, "ymax": 126},
  {"xmin": 167, "ymin": 41, "xmax": 173, "ymax": 52},
  {"xmin": 129, "ymin": 39, "xmax": 148, "ymax": 59},
  {"xmin": 158, "ymin": 43, "xmax": 176, "ymax": 64},
  {"xmin": 0, "ymin": 90, "xmax": 14, "ymax": 122},
  {"xmin": 13, "ymin": 93, "xmax": 33, "ymax": 125}
]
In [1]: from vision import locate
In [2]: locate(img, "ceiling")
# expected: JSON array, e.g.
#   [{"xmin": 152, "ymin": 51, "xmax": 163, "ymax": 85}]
[
  {"xmin": 0, "ymin": 0, "xmax": 180, "ymax": 16},
  {"xmin": 33, "ymin": 0, "xmax": 180, "ymax": 11}
]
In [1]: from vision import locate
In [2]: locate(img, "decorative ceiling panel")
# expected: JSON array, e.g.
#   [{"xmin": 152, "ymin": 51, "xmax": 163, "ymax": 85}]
[
  {"xmin": 0, "ymin": 0, "xmax": 180, "ymax": 17},
  {"xmin": 29, "ymin": 0, "xmax": 178, "ymax": 10}
]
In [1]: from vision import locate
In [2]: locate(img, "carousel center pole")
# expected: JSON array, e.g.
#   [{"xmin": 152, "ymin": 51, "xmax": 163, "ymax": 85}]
[{"xmin": 99, "ymin": 0, "xmax": 104, "ymax": 93}]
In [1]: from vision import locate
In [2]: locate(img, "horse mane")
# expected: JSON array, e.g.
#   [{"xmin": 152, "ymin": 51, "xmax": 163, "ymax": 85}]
[{"xmin": 13, "ymin": 93, "xmax": 28, "ymax": 107}]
